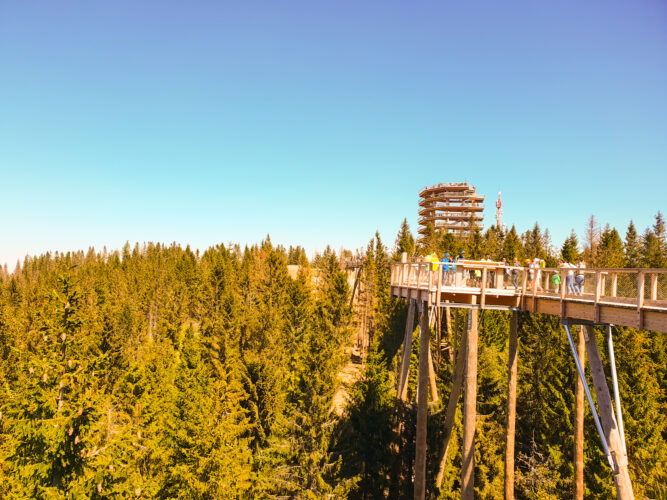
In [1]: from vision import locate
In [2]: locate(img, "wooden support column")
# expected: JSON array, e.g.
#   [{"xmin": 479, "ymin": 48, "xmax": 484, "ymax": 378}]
[
  {"xmin": 398, "ymin": 300, "xmax": 416, "ymax": 401},
  {"xmin": 462, "ymin": 305, "xmax": 479, "ymax": 500},
  {"xmin": 428, "ymin": 346, "xmax": 439, "ymax": 403},
  {"xmin": 445, "ymin": 304, "xmax": 455, "ymax": 363},
  {"xmin": 583, "ymin": 326, "xmax": 634, "ymax": 500},
  {"xmin": 435, "ymin": 309, "xmax": 470, "ymax": 489},
  {"xmin": 435, "ymin": 306, "xmax": 441, "ymax": 364},
  {"xmin": 504, "ymin": 311, "xmax": 518, "ymax": 500},
  {"xmin": 414, "ymin": 302, "xmax": 431, "ymax": 500},
  {"xmin": 574, "ymin": 325, "xmax": 585, "ymax": 500}
]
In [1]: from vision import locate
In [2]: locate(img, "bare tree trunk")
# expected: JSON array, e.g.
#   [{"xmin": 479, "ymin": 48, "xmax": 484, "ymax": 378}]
[
  {"xmin": 504, "ymin": 311, "xmax": 518, "ymax": 500},
  {"xmin": 414, "ymin": 302, "xmax": 430, "ymax": 500},
  {"xmin": 461, "ymin": 307, "xmax": 478, "ymax": 500},
  {"xmin": 575, "ymin": 325, "xmax": 585, "ymax": 500}
]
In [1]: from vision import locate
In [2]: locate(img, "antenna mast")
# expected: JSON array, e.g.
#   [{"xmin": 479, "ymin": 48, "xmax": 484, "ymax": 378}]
[{"xmin": 495, "ymin": 191, "xmax": 505, "ymax": 230}]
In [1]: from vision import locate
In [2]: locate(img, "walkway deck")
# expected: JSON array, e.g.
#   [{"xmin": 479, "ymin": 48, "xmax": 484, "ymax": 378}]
[{"xmin": 390, "ymin": 261, "xmax": 667, "ymax": 332}]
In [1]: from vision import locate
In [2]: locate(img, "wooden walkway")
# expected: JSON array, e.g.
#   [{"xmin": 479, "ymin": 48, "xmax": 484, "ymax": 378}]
[
  {"xmin": 390, "ymin": 259, "xmax": 667, "ymax": 500},
  {"xmin": 390, "ymin": 261, "xmax": 667, "ymax": 332}
]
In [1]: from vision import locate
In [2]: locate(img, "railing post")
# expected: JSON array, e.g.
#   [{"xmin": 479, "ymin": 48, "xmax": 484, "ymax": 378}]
[
  {"xmin": 480, "ymin": 267, "xmax": 487, "ymax": 309},
  {"xmin": 428, "ymin": 264, "xmax": 434, "ymax": 306},
  {"xmin": 595, "ymin": 271, "xmax": 601, "ymax": 323},
  {"xmin": 650, "ymin": 273, "xmax": 658, "ymax": 301},
  {"xmin": 560, "ymin": 267, "xmax": 567, "ymax": 319},
  {"xmin": 637, "ymin": 271, "xmax": 645, "ymax": 330},
  {"xmin": 437, "ymin": 263, "xmax": 443, "ymax": 307},
  {"xmin": 611, "ymin": 273, "xmax": 618, "ymax": 298},
  {"xmin": 520, "ymin": 268, "xmax": 528, "ymax": 309},
  {"xmin": 531, "ymin": 267, "xmax": 538, "ymax": 312}
]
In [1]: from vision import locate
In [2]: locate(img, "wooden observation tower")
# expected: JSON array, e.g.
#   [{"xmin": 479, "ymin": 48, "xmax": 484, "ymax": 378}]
[{"xmin": 418, "ymin": 182, "xmax": 485, "ymax": 237}]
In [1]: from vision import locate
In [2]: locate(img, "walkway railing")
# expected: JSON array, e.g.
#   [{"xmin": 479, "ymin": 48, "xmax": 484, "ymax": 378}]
[{"xmin": 390, "ymin": 261, "xmax": 667, "ymax": 311}]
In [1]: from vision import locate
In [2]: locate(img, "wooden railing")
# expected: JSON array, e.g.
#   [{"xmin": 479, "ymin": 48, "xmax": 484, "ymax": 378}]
[{"xmin": 390, "ymin": 261, "xmax": 667, "ymax": 312}]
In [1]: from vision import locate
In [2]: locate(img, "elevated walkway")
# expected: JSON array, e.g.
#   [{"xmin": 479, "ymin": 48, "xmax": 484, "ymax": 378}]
[{"xmin": 390, "ymin": 261, "xmax": 667, "ymax": 332}]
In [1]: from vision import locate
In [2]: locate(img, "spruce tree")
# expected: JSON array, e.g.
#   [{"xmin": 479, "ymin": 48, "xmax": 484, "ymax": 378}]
[
  {"xmin": 503, "ymin": 225, "xmax": 523, "ymax": 261},
  {"xmin": 624, "ymin": 221, "xmax": 642, "ymax": 268},
  {"xmin": 561, "ymin": 230, "xmax": 579, "ymax": 263},
  {"xmin": 598, "ymin": 225, "xmax": 625, "ymax": 268},
  {"xmin": 394, "ymin": 218, "xmax": 416, "ymax": 259}
]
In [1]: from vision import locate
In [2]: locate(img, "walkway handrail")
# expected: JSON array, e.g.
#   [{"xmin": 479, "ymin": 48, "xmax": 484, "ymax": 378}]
[{"xmin": 390, "ymin": 262, "xmax": 667, "ymax": 315}]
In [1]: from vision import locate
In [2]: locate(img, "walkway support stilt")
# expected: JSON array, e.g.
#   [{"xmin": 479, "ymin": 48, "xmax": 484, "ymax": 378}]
[
  {"xmin": 414, "ymin": 302, "xmax": 430, "ymax": 500},
  {"xmin": 435, "ymin": 314, "xmax": 469, "ymax": 488},
  {"xmin": 583, "ymin": 325, "xmax": 634, "ymax": 500},
  {"xmin": 398, "ymin": 300, "xmax": 415, "ymax": 401},
  {"xmin": 445, "ymin": 304, "xmax": 455, "ymax": 362},
  {"xmin": 575, "ymin": 325, "xmax": 585, "ymax": 500},
  {"xmin": 504, "ymin": 311, "xmax": 518, "ymax": 500},
  {"xmin": 428, "ymin": 346, "xmax": 439, "ymax": 403},
  {"xmin": 462, "ymin": 305, "xmax": 478, "ymax": 500}
]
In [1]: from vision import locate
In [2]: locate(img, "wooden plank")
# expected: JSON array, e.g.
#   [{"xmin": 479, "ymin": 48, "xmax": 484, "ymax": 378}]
[
  {"xmin": 414, "ymin": 302, "xmax": 430, "ymax": 500},
  {"xmin": 650, "ymin": 273, "xmax": 658, "ymax": 300},
  {"xmin": 583, "ymin": 326, "xmax": 634, "ymax": 500}
]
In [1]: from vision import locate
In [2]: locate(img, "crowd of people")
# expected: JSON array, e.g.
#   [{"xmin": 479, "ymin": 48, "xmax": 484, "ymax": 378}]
[{"xmin": 417, "ymin": 252, "xmax": 588, "ymax": 295}]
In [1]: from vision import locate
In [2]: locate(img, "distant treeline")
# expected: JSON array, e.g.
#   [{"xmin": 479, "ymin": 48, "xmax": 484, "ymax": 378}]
[
  {"xmin": 409, "ymin": 212, "xmax": 666, "ymax": 268},
  {"xmin": 0, "ymin": 213, "xmax": 665, "ymax": 498}
]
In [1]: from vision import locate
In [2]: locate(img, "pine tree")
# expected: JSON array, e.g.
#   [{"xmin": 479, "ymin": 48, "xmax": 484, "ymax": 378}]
[
  {"xmin": 561, "ymin": 230, "xmax": 579, "ymax": 263},
  {"xmin": 523, "ymin": 223, "xmax": 545, "ymax": 260},
  {"xmin": 394, "ymin": 218, "xmax": 416, "ymax": 259},
  {"xmin": 503, "ymin": 225, "xmax": 524, "ymax": 261},
  {"xmin": 338, "ymin": 344, "xmax": 396, "ymax": 498},
  {"xmin": 625, "ymin": 221, "xmax": 642, "ymax": 268},
  {"xmin": 583, "ymin": 215, "xmax": 601, "ymax": 266},
  {"xmin": 598, "ymin": 225, "xmax": 625, "ymax": 268},
  {"xmin": 642, "ymin": 230, "xmax": 667, "ymax": 268}
]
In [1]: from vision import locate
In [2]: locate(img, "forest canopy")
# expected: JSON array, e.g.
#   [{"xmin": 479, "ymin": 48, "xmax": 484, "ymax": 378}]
[{"xmin": 0, "ymin": 212, "xmax": 665, "ymax": 498}]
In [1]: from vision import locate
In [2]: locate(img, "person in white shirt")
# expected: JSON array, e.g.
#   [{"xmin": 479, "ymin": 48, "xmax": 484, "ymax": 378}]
[
  {"xmin": 574, "ymin": 258, "xmax": 586, "ymax": 295},
  {"xmin": 562, "ymin": 261, "xmax": 576, "ymax": 294}
]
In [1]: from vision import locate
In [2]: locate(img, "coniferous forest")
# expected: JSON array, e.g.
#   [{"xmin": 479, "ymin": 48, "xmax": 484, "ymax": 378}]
[{"xmin": 1, "ymin": 215, "xmax": 665, "ymax": 499}]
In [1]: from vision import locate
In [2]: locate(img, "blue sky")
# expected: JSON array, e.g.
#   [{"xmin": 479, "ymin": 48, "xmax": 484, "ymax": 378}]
[{"xmin": 1, "ymin": 1, "xmax": 666, "ymax": 267}]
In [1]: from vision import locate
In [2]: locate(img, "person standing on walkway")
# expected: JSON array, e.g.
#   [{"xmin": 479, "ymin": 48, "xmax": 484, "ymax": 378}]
[
  {"xmin": 575, "ymin": 258, "xmax": 586, "ymax": 294},
  {"xmin": 563, "ymin": 261, "xmax": 576, "ymax": 294},
  {"xmin": 511, "ymin": 258, "xmax": 520, "ymax": 288}
]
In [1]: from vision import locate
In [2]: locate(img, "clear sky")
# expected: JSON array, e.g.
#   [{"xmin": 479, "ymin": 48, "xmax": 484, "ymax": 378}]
[{"xmin": 1, "ymin": 1, "xmax": 666, "ymax": 267}]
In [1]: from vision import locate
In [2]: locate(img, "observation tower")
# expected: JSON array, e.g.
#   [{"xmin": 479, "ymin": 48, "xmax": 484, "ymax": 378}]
[{"xmin": 418, "ymin": 182, "xmax": 485, "ymax": 236}]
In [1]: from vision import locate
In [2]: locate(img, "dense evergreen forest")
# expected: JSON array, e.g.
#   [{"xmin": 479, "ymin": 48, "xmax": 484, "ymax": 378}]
[{"xmin": 0, "ymin": 214, "xmax": 665, "ymax": 498}]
